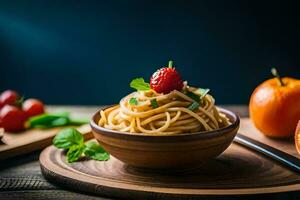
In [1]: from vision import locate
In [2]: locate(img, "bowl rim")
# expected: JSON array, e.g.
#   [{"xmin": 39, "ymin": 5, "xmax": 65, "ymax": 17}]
[{"xmin": 90, "ymin": 106, "xmax": 240, "ymax": 140}]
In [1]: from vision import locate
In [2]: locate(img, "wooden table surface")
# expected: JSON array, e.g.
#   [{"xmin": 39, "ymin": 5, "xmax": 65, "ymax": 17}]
[{"xmin": 1, "ymin": 105, "xmax": 300, "ymax": 200}]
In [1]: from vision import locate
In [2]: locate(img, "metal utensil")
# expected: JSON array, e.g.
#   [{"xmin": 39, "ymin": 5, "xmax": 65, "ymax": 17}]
[{"xmin": 234, "ymin": 133, "xmax": 300, "ymax": 173}]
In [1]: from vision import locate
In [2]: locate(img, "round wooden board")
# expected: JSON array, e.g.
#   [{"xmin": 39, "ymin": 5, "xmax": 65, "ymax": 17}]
[{"xmin": 40, "ymin": 142, "xmax": 300, "ymax": 199}]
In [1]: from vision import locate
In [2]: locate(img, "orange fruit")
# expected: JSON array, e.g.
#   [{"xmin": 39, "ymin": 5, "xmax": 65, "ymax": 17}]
[
  {"xmin": 295, "ymin": 121, "xmax": 300, "ymax": 154},
  {"xmin": 249, "ymin": 69, "xmax": 300, "ymax": 138}
]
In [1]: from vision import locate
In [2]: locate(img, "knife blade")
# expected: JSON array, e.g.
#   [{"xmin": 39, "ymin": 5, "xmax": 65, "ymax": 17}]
[{"xmin": 234, "ymin": 133, "xmax": 300, "ymax": 173}]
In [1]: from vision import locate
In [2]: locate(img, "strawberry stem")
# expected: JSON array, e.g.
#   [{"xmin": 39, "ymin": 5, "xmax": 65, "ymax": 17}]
[
  {"xmin": 168, "ymin": 60, "xmax": 173, "ymax": 68},
  {"xmin": 271, "ymin": 68, "xmax": 284, "ymax": 86}
]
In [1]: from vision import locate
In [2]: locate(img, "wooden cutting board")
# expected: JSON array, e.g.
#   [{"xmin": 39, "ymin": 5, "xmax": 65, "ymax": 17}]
[
  {"xmin": 0, "ymin": 106, "xmax": 98, "ymax": 160},
  {"xmin": 0, "ymin": 124, "xmax": 92, "ymax": 160},
  {"xmin": 39, "ymin": 118, "xmax": 300, "ymax": 199}
]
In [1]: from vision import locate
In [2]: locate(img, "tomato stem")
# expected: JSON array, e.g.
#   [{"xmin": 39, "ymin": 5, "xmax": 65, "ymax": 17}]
[
  {"xmin": 271, "ymin": 68, "xmax": 284, "ymax": 86},
  {"xmin": 168, "ymin": 60, "xmax": 173, "ymax": 68},
  {"xmin": 15, "ymin": 96, "xmax": 24, "ymax": 107}
]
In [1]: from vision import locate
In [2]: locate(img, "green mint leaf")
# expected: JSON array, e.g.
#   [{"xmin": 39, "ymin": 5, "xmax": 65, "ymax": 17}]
[
  {"xmin": 186, "ymin": 91, "xmax": 200, "ymax": 102},
  {"xmin": 130, "ymin": 78, "xmax": 150, "ymax": 91},
  {"xmin": 53, "ymin": 128, "xmax": 84, "ymax": 149},
  {"xmin": 150, "ymin": 99, "xmax": 159, "ymax": 108},
  {"xmin": 67, "ymin": 144, "xmax": 85, "ymax": 163},
  {"xmin": 198, "ymin": 88, "xmax": 210, "ymax": 99},
  {"xmin": 188, "ymin": 102, "xmax": 200, "ymax": 111},
  {"xmin": 129, "ymin": 97, "xmax": 138, "ymax": 105},
  {"xmin": 83, "ymin": 141, "xmax": 110, "ymax": 161}
]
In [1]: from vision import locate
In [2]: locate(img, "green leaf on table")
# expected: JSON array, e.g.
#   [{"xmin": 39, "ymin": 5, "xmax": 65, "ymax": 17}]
[
  {"xmin": 52, "ymin": 128, "xmax": 110, "ymax": 163},
  {"xmin": 50, "ymin": 117, "xmax": 69, "ymax": 126},
  {"xmin": 68, "ymin": 117, "xmax": 89, "ymax": 125},
  {"xmin": 28, "ymin": 112, "xmax": 88, "ymax": 129},
  {"xmin": 130, "ymin": 78, "xmax": 150, "ymax": 91},
  {"xmin": 28, "ymin": 112, "xmax": 69, "ymax": 128},
  {"xmin": 53, "ymin": 128, "xmax": 84, "ymax": 149},
  {"xmin": 67, "ymin": 144, "xmax": 85, "ymax": 163},
  {"xmin": 83, "ymin": 141, "xmax": 110, "ymax": 161}
]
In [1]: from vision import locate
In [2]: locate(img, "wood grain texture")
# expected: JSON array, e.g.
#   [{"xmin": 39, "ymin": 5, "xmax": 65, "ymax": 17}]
[
  {"xmin": 0, "ymin": 190, "xmax": 112, "ymax": 200},
  {"xmin": 40, "ymin": 117, "xmax": 300, "ymax": 199},
  {"xmin": 0, "ymin": 106, "xmax": 111, "ymax": 200},
  {"xmin": 0, "ymin": 125, "xmax": 92, "ymax": 160},
  {"xmin": 1, "ymin": 106, "xmax": 300, "ymax": 200},
  {"xmin": 239, "ymin": 118, "xmax": 299, "ymax": 158}
]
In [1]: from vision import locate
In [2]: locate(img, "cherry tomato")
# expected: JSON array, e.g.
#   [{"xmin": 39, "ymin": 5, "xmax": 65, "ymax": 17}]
[
  {"xmin": 22, "ymin": 98, "xmax": 45, "ymax": 118},
  {"xmin": 0, "ymin": 105, "xmax": 27, "ymax": 132},
  {"xmin": 0, "ymin": 90, "xmax": 20, "ymax": 107}
]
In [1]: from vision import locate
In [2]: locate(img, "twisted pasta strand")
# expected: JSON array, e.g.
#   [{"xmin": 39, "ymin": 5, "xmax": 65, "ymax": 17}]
[{"xmin": 99, "ymin": 89, "xmax": 230, "ymax": 135}]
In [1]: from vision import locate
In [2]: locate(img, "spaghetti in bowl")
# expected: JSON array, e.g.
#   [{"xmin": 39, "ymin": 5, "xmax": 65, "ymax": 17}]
[
  {"xmin": 91, "ymin": 106, "xmax": 239, "ymax": 169},
  {"xmin": 98, "ymin": 87, "xmax": 231, "ymax": 136},
  {"xmin": 90, "ymin": 61, "xmax": 239, "ymax": 168}
]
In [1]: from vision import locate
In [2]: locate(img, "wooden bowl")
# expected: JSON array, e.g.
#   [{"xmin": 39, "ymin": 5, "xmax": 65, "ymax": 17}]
[{"xmin": 90, "ymin": 107, "xmax": 240, "ymax": 169}]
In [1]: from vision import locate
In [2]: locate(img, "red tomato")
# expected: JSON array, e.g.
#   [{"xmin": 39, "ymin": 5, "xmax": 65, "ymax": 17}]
[
  {"xmin": 0, "ymin": 90, "xmax": 19, "ymax": 107},
  {"xmin": 22, "ymin": 98, "xmax": 45, "ymax": 118},
  {"xmin": 0, "ymin": 105, "xmax": 27, "ymax": 132}
]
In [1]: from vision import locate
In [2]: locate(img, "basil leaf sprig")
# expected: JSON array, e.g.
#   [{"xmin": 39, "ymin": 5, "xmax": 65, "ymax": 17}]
[
  {"xmin": 67, "ymin": 144, "xmax": 85, "ymax": 163},
  {"xmin": 186, "ymin": 88, "xmax": 210, "ymax": 102},
  {"xmin": 129, "ymin": 97, "xmax": 138, "ymax": 105},
  {"xmin": 188, "ymin": 102, "xmax": 200, "ymax": 111},
  {"xmin": 130, "ymin": 78, "xmax": 150, "ymax": 91},
  {"xmin": 197, "ymin": 88, "xmax": 210, "ymax": 98},
  {"xmin": 52, "ymin": 127, "xmax": 83, "ymax": 149},
  {"xmin": 186, "ymin": 88, "xmax": 210, "ymax": 111},
  {"xmin": 186, "ymin": 91, "xmax": 200, "ymax": 102},
  {"xmin": 84, "ymin": 141, "xmax": 110, "ymax": 161},
  {"xmin": 150, "ymin": 99, "xmax": 159, "ymax": 108},
  {"xmin": 53, "ymin": 128, "xmax": 110, "ymax": 163},
  {"xmin": 27, "ymin": 112, "xmax": 89, "ymax": 129}
]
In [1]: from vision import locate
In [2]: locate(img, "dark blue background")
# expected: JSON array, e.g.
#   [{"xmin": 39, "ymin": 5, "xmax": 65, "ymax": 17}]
[{"xmin": 1, "ymin": 0, "xmax": 299, "ymax": 105}]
